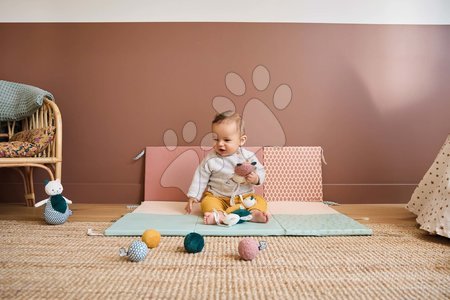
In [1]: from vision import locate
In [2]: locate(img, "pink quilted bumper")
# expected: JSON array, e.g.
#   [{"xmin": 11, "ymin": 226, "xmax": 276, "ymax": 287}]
[{"xmin": 144, "ymin": 146, "xmax": 324, "ymax": 202}]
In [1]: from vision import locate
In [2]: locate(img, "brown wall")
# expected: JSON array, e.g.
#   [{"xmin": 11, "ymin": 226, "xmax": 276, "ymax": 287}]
[{"xmin": 1, "ymin": 23, "xmax": 449, "ymax": 204}]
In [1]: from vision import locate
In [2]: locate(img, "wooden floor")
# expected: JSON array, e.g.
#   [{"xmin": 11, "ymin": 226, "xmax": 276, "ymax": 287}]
[{"xmin": 0, "ymin": 203, "xmax": 418, "ymax": 225}]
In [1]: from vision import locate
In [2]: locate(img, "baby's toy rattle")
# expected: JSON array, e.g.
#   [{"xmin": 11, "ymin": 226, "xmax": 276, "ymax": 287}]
[
  {"xmin": 34, "ymin": 179, "xmax": 72, "ymax": 225},
  {"xmin": 119, "ymin": 240, "xmax": 149, "ymax": 262},
  {"xmin": 238, "ymin": 238, "xmax": 268, "ymax": 261},
  {"xmin": 231, "ymin": 161, "xmax": 257, "ymax": 184}
]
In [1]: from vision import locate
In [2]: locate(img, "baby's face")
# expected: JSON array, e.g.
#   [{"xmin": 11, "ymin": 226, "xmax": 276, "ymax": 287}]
[{"xmin": 211, "ymin": 121, "xmax": 246, "ymax": 157}]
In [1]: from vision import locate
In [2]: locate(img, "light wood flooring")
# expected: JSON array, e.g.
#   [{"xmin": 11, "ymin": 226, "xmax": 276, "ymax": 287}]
[{"xmin": 0, "ymin": 203, "xmax": 417, "ymax": 226}]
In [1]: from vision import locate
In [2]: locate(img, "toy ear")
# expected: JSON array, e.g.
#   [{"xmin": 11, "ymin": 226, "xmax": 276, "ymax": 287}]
[{"xmin": 44, "ymin": 179, "xmax": 49, "ymax": 186}]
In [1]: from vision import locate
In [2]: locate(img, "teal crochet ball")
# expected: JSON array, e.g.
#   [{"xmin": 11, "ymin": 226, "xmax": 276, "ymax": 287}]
[{"xmin": 184, "ymin": 232, "xmax": 204, "ymax": 253}]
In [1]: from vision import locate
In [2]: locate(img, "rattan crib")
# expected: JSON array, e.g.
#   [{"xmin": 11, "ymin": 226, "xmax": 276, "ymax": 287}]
[{"xmin": 0, "ymin": 98, "xmax": 62, "ymax": 206}]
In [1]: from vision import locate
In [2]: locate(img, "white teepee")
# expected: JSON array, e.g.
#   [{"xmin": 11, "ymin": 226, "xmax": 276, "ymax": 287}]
[{"xmin": 406, "ymin": 134, "xmax": 450, "ymax": 238}]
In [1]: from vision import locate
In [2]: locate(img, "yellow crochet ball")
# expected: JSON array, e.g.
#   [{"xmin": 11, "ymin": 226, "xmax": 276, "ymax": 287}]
[{"xmin": 141, "ymin": 229, "xmax": 161, "ymax": 249}]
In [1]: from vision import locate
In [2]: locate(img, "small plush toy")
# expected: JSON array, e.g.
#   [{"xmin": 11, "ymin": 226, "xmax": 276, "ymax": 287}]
[
  {"xmin": 184, "ymin": 232, "xmax": 204, "ymax": 253},
  {"xmin": 238, "ymin": 238, "xmax": 268, "ymax": 261},
  {"xmin": 119, "ymin": 240, "xmax": 149, "ymax": 262},
  {"xmin": 34, "ymin": 179, "xmax": 72, "ymax": 225},
  {"xmin": 242, "ymin": 195, "xmax": 257, "ymax": 208},
  {"xmin": 223, "ymin": 205, "xmax": 253, "ymax": 226},
  {"xmin": 227, "ymin": 195, "xmax": 257, "ymax": 212},
  {"xmin": 141, "ymin": 229, "xmax": 161, "ymax": 249},
  {"xmin": 231, "ymin": 161, "xmax": 257, "ymax": 184}
]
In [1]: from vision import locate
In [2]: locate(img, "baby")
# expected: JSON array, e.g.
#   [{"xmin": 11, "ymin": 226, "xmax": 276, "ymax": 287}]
[{"xmin": 185, "ymin": 111, "xmax": 269, "ymax": 225}]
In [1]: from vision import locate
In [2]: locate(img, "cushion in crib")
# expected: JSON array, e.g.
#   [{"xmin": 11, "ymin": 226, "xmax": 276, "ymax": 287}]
[
  {"xmin": 0, "ymin": 141, "xmax": 39, "ymax": 158},
  {"xmin": 0, "ymin": 126, "xmax": 55, "ymax": 158},
  {"xmin": 10, "ymin": 126, "xmax": 55, "ymax": 152}
]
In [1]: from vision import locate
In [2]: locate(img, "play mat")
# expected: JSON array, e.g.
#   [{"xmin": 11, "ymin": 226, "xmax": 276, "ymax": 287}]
[{"xmin": 105, "ymin": 146, "xmax": 372, "ymax": 236}]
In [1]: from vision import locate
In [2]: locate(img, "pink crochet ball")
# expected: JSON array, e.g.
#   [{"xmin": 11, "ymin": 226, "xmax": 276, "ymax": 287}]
[
  {"xmin": 238, "ymin": 238, "xmax": 260, "ymax": 261},
  {"xmin": 235, "ymin": 162, "xmax": 256, "ymax": 177}
]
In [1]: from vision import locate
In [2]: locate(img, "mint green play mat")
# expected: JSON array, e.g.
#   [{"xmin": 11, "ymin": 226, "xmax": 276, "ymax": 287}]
[
  {"xmin": 105, "ymin": 201, "xmax": 372, "ymax": 236},
  {"xmin": 107, "ymin": 147, "xmax": 373, "ymax": 237}
]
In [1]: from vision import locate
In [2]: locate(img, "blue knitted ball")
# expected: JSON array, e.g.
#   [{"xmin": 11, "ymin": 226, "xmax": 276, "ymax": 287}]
[
  {"xmin": 184, "ymin": 232, "xmax": 204, "ymax": 253},
  {"xmin": 127, "ymin": 240, "xmax": 149, "ymax": 262}
]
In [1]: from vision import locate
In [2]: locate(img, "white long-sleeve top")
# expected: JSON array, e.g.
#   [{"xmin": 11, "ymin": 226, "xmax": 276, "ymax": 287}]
[{"xmin": 187, "ymin": 148, "xmax": 265, "ymax": 201}]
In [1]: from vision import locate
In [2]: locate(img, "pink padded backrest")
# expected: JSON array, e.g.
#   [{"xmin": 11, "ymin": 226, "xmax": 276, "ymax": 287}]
[
  {"xmin": 263, "ymin": 147, "xmax": 324, "ymax": 201},
  {"xmin": 144, "ymin": 146, "xmax": 263, "ymax": 201}
]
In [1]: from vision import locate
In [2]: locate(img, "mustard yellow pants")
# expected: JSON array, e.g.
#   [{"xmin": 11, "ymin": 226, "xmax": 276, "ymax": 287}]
[{"xmin": 200, "ymin": 191, "xmax": 267, "ymax": 214}]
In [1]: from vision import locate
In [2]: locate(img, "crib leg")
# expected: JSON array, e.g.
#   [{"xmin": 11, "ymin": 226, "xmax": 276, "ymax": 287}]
[
  {"xmin": 55, "ymin": 161, "xmax": 62, "ymax": 180},
  {"xmin": 15, "ymin": 167, "xmax": 35, "ymax": 207},
  {"xmin": 24, "ymin": 167, "xmax": 35, "ymax": 207}
]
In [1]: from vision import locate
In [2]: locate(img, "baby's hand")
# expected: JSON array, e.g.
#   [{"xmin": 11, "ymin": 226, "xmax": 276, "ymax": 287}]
[
  {"xmin": 185, "ymin": 198, "xmax": 196, "ymax": 214},
  {"xmin": 245, "ymin": 172, "xmax": 259, "ymax": 185}
]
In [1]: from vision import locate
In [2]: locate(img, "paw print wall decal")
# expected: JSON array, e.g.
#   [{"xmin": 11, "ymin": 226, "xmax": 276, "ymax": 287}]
[
  {"xmin": 159, "ymin": 65, "xmax": 293, "ymax": 195},
  {"xmin": 212, "ymin": 65, "xmax": 292, "ymax": 146}
]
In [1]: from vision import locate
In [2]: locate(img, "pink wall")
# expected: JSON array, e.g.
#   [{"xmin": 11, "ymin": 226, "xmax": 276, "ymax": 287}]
[{"xmin": 1, "ymin": 23, "xmax": 449, "ymax": 204}]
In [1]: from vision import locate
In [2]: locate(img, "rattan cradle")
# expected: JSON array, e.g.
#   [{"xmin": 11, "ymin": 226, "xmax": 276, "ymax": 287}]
[{"xmin": 0, "ymin": 98, "xmax": 62, "ymax": 206}]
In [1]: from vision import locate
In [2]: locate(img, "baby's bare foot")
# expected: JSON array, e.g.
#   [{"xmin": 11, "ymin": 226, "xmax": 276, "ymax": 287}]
[
  {"xmin": 251, "ymin": 210, "xmax": 270, "ymax": 223},
  {"xmin": 203, "ymin": 211, "xmax": 225, "ymax": 225},
  {"xmin": 203, "ymin": 212, "xmax": 216, "ymax": 225}
]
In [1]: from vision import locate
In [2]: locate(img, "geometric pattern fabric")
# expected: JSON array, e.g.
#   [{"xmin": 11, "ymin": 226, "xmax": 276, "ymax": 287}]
[{"xmin": 263, "ymin": 146, "xmax": 323, "ymax": 201}]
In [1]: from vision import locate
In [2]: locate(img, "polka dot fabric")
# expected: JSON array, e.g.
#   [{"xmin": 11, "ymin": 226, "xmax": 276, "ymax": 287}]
[
  {"xmin": 263, "ymin": 147, "xmax": 324, "ymax": 202},
  {"xmin": 407, "ymin": 134, "xmax": 450, "ymax": 238}
]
